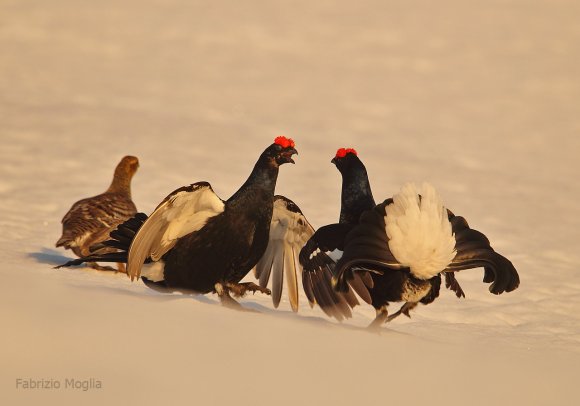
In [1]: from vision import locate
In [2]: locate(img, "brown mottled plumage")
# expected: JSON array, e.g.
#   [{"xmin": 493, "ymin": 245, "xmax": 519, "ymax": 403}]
[{"xmin": 56, "ymin": 156, "xmax": 139, "ymax": 271}]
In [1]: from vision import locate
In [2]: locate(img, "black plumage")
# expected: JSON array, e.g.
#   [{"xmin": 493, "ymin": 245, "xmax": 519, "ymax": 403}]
[
  {"xmin": 56, "ymin": 155, "xmax": 139, "ymax": 272},
  {"xmin": 300, "ymin": 148, "xmax": 520, "ymax": 328},
  {"xmin": 299, "ymin": 149, "xmax": 375, "ymax": 271}
]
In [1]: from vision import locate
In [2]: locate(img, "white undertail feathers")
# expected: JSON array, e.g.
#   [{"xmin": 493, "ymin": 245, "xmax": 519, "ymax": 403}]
[{"xmin": 385, "ymin": 183, "xmax": 456, "ymax": 280}]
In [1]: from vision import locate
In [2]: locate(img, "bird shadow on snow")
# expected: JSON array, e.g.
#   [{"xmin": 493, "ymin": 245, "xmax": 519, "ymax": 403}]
[
  {"xmin": 240, "ymin": 300, "xmax": 411, "ymax": 337},
  {"xmin": 70, "ymin": 281, "xmax": 217, "ymax": 305},
  {"xmin": 68, "ymin": 279, "xmax": 402, "ymax": 336},
  {"xmin": 27, "ymin": 248, "xmax": 405, "ymax": 336},
  {"xmin": 28, "ymin": 248, "xmax": 71, "ymax": 266}
]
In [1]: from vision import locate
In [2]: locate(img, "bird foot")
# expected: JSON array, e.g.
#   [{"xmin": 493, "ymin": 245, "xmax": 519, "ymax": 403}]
[
  {"xmin": 445, "ymin": 272, "xmax": 466, "ymax": 298},
  {"xmin": 225, "ymin": 282, "xmax": 271, "ymax": 297},
  {"xmin": 386, "ymin": 302, "xmax": 418, "ymax": 322},
  {"xmin": 367, "ymin": 306, "xmax": 389, "ymax": 331},
  {"xmin": 214, "ymin": 283, "xmax": 261, "ymax": 313},
  {"xmin": 367, "ymin": 319, "xmax": 386, "ymax": 332}
]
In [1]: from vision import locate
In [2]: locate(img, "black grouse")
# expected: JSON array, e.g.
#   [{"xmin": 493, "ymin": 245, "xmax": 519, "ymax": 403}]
[
  {"xmin": 58, "ymin": 138, "xmax": 354, "ymax": 315},
  {"xmin": 56, "ymin": 155, "xmax": 140, "ymax": 272},
  {"xmin": 300, "ymin": 148, "xmax": 520, "ymax": 329}
]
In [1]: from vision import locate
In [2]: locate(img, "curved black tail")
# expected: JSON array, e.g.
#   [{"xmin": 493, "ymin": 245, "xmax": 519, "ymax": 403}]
[
  {"xmin": 55, "ymin": 213, "xmax": 148, "ymax": 269},
  {"xmin": 446, "ymin": 214, "xmax": 520, "ymax": 295}
]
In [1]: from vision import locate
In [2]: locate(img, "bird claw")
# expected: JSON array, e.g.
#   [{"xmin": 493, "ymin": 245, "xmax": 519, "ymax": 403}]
[
  {"xmin": 225, "ymin": 282, "xmax": 271, "ymax": 297},
  {"xmin": 445, "ymin": 272, "xmax": 466, "ymax": 298},
  {"xmin": 386, "ymin": 302, "xmax": 418, "ymax": 322}
]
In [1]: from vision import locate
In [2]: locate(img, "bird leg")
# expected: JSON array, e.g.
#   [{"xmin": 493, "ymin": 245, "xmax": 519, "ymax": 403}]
[
  {"xmin": 214, "ymin": 283, "xmax": 260, "ymax": 312},
  {"xmin": 367, "ymin": 305, "xmax": 390, "ymax": 330},
  {"xmin": 215, "ymin": 283, "xmax": 244, "ymax": 309},
  {"xmin": 224, "ymin": 282, "xmax": 271, "ymax": 297},
  {"xmin": 386, "ymin": 302, "xmax": 418, "ymax": 322}
]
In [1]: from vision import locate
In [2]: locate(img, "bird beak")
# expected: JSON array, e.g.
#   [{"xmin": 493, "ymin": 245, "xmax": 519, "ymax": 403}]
[
  {"xmin": 283, "ymin": 148, "xmax": 298, "ymax": 164},
  {"xmin": 331, "ymin": 157, "xmax": 337, "ymax": 165}
]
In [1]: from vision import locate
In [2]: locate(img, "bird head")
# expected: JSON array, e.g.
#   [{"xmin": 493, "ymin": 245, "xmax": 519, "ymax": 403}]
[
  {"xmin": 263, "ymin": 136, "xmax": 298, "ymax": 167},
  {"xmin": 331, "ymin": 148, "xmax": 359, "ymax": 173},
  {"xmin": 117, "ymin": 155, "xmax": 140, "ymax": 178}
]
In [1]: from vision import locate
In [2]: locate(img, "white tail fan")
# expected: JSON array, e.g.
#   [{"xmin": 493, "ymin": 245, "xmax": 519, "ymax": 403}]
[{"xmin": 385, "ymin": 183, "xmax": 456, "ymax": 280}]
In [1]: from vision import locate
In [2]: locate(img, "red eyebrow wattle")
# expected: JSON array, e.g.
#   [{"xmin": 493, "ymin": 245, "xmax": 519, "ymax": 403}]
[
  {"xmin": 335, "ymin": 148, "xmax": 357, "ymax": 158},
  {"xmin": 274, "ymin": 136, "xmax": 295, "ymax": 149}
]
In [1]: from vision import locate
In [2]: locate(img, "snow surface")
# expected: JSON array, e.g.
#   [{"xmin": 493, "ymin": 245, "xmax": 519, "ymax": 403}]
[{"xmin": 1, "ymin": 0, "xmax": 579, "ymax": 405}]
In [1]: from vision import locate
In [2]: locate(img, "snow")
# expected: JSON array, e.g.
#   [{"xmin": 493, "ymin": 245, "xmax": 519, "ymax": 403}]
[{"xmin": 1, "ymin": 0, "xmax": 579, "ymax": 404}]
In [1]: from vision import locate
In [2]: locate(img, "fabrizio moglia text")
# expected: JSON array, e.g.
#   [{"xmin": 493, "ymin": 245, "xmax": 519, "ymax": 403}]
[{"xmin": 16, "ymin": 378, "xmax": 103, "ymax": 391}]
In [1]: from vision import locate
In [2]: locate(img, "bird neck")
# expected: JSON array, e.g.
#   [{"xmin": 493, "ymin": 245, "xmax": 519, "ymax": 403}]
[
  {"xmin": 106, "ymin": 168, "xmax": 132, "ymax": 197},
  {"xmin": 227, "ymin": 159, "xmax": 279, "ymax": 208},
  {"xmin": 339, "ymin": 166, "xmax": 375, "ymax": 225}
]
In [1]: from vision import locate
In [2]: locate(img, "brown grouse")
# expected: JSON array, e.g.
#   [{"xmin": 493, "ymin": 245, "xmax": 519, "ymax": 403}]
[{"xmin": 56, "ymin": 155, "xmax": 139, "ymax": 272}]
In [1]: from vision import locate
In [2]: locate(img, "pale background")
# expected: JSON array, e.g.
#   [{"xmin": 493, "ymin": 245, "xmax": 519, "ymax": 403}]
[{"xmin": 1, "ymin": 0, "xmax": 579, "ymax": 405}]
